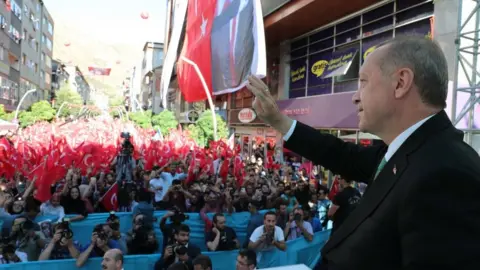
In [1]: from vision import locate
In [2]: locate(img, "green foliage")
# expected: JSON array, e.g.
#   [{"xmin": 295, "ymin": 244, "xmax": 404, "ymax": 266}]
[
  {"xmin": 109, "ymin": 96, "xmax": 124, "ymax": 107},
  {"xmin": 18, "ymin": 111, "xmax": 36, "ymax": 128},
  {"xmin": 55, "ymin": 87, "xmax": 83, "ymax": 117},
  {"xmin": 30, "ymin": 100, "xmax": 56, "ymax": 122},
  {"xmin": 188, "ymin": 110, "xmax": 228, "ymax": 147},
  {"xmin": 151, "ymin": 110, "xmax": 178, "ymax": 136},
  {"xmin": 128, "ymin": 110, "xmax": 153, "ymax": 129},
  {"xmin": 0, "ymin": 105, "xmax": 14, "ymax": 121}
]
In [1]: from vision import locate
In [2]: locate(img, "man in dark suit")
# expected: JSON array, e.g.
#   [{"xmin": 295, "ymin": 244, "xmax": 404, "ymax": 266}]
[{"xmin": 246, "ymin": 36, "xmax": 480, "ymax": 270}]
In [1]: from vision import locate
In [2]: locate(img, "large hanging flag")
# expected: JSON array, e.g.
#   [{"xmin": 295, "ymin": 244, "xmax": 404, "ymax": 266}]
[{"xmin": 177, "ymin": 0, "xmax": 266, "ymax": 102}]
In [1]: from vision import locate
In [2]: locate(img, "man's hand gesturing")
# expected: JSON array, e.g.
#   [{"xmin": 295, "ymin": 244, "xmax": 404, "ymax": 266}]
[{"xmin": 246, "ymin": 75, "xmax": 293, "ymax": 135}]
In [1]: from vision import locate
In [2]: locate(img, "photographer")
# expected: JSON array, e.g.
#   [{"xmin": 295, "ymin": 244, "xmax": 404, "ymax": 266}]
[
  {"xmin": 126, "ymin": 214, "xmax": 158, "ymax": 255},
  {"xmin": 154, "ymin": 224, "xmax": 201, "ymax": 270},
  {"xmin": 248, "ymin": 211, "xmax": 286, "ymax": 252},
  {"xmin": 106, "ymin": 212, "xmax": 128, "ymax": 254},
  {"xmin": 11, "ymin": 217, "xmax": 47, "ymax": 261},
  {"xmin": 113, "ymin": 132, "xmax": 136, "ymax": 184},
  {"xmin": 76, "ymin": 224, "xmax": 121, "ymax": 267},
  {"xmin": 206, "ymin": 213, "xmax": 239, "ymax": 251},
  {"xmin": 38, "ymin": 219, "xmax": 81, "ymax": 260},
  {"xmin": 284, "ymin": 207, "xmax": 313, "ymax": 242},
  {"xmin": 159, "ymin": 209, "xmax": 188, "ymax": 251}
]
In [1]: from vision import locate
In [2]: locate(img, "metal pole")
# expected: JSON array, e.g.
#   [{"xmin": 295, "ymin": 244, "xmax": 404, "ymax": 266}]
[
  {"xmin": 14, "ymin": 89, "xmax": 37, "ymax": 120},
  {"xmin": 180, "ymin": 56, "xmax": 218, "ymax": 141},
  {"xmin": 56, "ymin": 102, "xmax": 69, "ymax": 118}
]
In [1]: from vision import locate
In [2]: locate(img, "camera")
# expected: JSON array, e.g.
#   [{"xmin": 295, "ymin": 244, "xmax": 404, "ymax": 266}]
[
  {"xmin": 173, "ymin": 185, "xmax": 181, "ymax": 192},
  {"xmin": 120, "ymin": 132, "xmax": 130, "ymax": 139},
  {"xmin": 107, "ymin": 211, "xmax": 120, "ymax": 231},
  {"xmin": 93, "ymin": 225, "xmax": 108, "ymax": 241},
  {"xmin": 294, "ymin": 213, "xmax": 303, "ymax": 222},
  {"xmin": 170, "ymin": 208, "xmax": 189, "ymax": 224},
  {"xmin": 58, "ymin": 218, "xmax": 73, "ymax": 239},
  {"xmin": 171, "ymin": 244, "xmax": 188, "ymax": 256},
  {"xmin": 265, "ymin": 231, "xmax": 274, "ymax": 244}
]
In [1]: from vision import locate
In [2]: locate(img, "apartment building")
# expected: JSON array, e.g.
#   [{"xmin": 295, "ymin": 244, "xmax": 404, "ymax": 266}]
[
  {"xmin": 40, "ymin": 2, "xmax": 53, "ymax": 102},
  {"xmin": 140, "ymin": 41, "xmax": 164, "ymax": 112}
]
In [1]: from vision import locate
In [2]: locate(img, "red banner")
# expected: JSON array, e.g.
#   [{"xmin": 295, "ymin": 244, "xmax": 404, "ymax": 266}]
[{"xmin": 88, "ymin": 67, "xmax": 111, "ymax": 76}]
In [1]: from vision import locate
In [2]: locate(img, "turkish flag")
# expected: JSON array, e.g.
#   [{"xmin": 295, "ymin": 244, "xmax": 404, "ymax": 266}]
[
  {"xmin": 177, "ymin": 0, "xmax": 266, "ymax": 101},
  {"xmin": 177, "ymin": 0, "xmax": 216, "ymax": 102},
  {"xmin": 100, "ymin": 183, "xmax": 118, "ymax": 212}
]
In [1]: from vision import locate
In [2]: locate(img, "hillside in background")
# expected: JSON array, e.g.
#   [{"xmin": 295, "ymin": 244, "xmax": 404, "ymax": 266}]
[{"xmin": 52, "ymin": 21, "xmax": 144, "ymax": 98}]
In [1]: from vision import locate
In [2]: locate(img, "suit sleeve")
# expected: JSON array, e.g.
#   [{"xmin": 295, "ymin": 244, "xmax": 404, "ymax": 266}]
[
  {"xmin": 284, "ymin": 121, "xmax": 385, "ymax": 182},
  {"xmin": 399, "ymin": 168, "xmax": 480, "ymax": 269}
]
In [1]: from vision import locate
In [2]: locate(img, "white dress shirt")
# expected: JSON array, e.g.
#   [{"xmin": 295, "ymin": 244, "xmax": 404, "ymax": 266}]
[{"xmin": 284, "ymin": 114, "xmax": 435, "ymax": 161}]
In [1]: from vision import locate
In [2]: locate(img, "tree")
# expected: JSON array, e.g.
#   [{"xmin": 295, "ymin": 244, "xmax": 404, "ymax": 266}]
[
  {"xmin": 55, "ymin": 86, "xmax": 83, "ymax": 117},
  {"xmin": 0, "ymin": 105, "xmax": 14, "ymax": 121},
  {"xmin": 109, "ymin": 96, "xmax": 124, "ymax": 107},
  {"xmin": 151, "ymin": 110, "xmax": 178, "ymax": 135},
  {"xmin": 30, "ymin": 100, "xmax": 56, "ymax": 122},
  {"xmin": 188, "ymin": 110, "xmax": 228, "ymax": 147},
  {"xmin": 128, "ymin": 110, "xmax": 153, "ymax": 129}
]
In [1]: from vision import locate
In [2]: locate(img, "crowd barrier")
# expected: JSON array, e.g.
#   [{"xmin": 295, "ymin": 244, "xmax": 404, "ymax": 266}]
[
  {"xmin": 1, "ymin": 210, "xmax": 273, "ymax": 251},
  {"xmin": 0, "ymin": 231, "xmax": 330, "ymax": 270}
]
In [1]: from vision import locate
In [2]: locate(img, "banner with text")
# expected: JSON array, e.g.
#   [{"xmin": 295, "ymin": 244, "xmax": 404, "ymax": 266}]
[{"xmin": 289, "ymin": 57, "xmax": 307, "ymax": 90}]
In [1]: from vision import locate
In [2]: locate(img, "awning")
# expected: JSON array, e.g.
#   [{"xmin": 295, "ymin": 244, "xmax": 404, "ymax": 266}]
[{"xmin": 322, "ymin": 47, "xmax": 358, "ymax": 78}]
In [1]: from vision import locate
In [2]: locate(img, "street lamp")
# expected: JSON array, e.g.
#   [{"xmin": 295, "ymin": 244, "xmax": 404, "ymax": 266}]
[{"xmin": 14, "ymin": 88, "xmax": 37, "ymax": 120}]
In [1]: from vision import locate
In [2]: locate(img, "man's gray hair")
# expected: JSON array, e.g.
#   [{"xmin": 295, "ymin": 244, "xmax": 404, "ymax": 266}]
[{"xmin": 379, "ymin": 36, "xmax": 448, "ymax": 109}]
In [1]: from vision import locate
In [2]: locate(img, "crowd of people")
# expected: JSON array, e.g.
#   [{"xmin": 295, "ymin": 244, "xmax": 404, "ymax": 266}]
[{"xmin": 0, "ymin": 119, "xmax": 364, "ymax": 269}]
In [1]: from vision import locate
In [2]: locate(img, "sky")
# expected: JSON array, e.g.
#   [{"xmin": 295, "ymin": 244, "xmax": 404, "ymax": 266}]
[{"xmin": 42, "ymin": 0, "xmax": 167, "ymax": 46}]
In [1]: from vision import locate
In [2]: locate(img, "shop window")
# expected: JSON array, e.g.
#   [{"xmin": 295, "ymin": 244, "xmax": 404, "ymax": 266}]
[
  {"xmin": 396, "ymin": 18, "xmax": 432, "ymax": 38},
  {"xmin": 309, "ymin": 38, "xmax": 334, "ymax": 54},
  {"xmin": 291, "ymin": 46, "xmax": 308, "ymax": 59},
  {"xmin": 363, "ymin": 2, "xmax": 394, "ymax": 24},
  {"xmin": 363, "ymin": 16, "xmax": 393, "ymax": 37},
  {"xmin": 337, "ymin": 16, "xmax": 360, "ymax": 34},
  {"xmin": 396, "ymin": 2, "xmax": 433, "ymax": 26},
  {"xmin": 396, "ymin": 0, "xmax": 430, "ymax": 12},
  {"xmin": 361, "ymin": 30, "xmax": 393, "ymax": 64},
  {"xmin": 309, "ymin": 27, "xmax": 334, "ymax": 44},
  {"xmin": 291, "ymin": 37, "xmax": 308, "ymax": 51},
  {"xmin": 336, "ymin": 28, "xmax": 360, "ymax": 46},
  {"xmin": 232, "ymin": 88, "xmax": 253, "ymax": 109}
]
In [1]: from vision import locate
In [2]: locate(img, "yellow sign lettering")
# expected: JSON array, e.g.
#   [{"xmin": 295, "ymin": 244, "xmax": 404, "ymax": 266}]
[
  {"xmin": 290, "ymin": 66, "xmax": 306, "ymax": 83},
  {"xmin": 363, "ymin": 46, "xmax": 376, "ymax": 61},
  {"xmin": 311, "ymin": 60, "xmax": 328, "ymax": 77}
]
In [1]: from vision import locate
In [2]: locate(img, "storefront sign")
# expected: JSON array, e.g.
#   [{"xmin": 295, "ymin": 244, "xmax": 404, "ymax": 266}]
[
  {"xmin": 322, "ymin": 48, "xmax": 358, "ymax": 78},
  {"xmin": 283, "ymin": 107, "xmax": 311, "ymax": 116},
  {"xmin": 277, "ymin": 92, "xmax": 358, "ymax": 129},
  {"xmin": 238, "ymin": 108, "xmax": 256, "ymax": 123},
  {"xmin": 290, "ymin": 58, "xmax": 307, "ymax": 90}
]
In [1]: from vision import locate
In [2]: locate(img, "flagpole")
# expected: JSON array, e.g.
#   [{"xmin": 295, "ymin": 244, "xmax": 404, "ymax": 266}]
[{"xmin": 179, "ymin": 56, "xmax": 217, "ymax": 141}]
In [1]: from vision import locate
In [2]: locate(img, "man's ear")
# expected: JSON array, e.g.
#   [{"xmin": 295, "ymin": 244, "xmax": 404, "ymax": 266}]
[{"xmin": 393, "ymin": 68, "xmax": 414, "ymax": 99}]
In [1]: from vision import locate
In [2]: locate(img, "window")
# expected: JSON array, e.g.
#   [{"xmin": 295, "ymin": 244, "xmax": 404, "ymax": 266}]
[
  {"xmin": 10, "ymin": 0, "xmax": 22, "ymax": 20},
  {"xmin": 22, "ymin": 54, "xmax": 26, "ymax": 65},
  {"xmin": 41, "ymin": 52, "xmax": 45, "ymax": 62},
  {"xmin": 35, "ymin": 41, "xmax": 39, "ymax": 52},
  {"xmin": 23, "ymin": 29, "xmax": 27, "ymax": 40},
  {"xmin": 232, "ymin": 88, "xmax": 253, "ymax": 109},
  {"xmin": 8, "ymin": 25, "xmax": 20, "ymax": 43},
  {"xmin": 47, "ymin": 22, "xmax": 53, "ymax": 35},
  {"xmin": 46, "ymin": 38, "xmax": 52, "ymax": 51},
  {"xmin": 45, "ymin": 72, "xmax": 51, "ymax": 85},
  {"xmin": 40, "ymin": 70, "xmax": 44, "ymax": 80},
  {"xmin": 34, "ymin": 63, "xmax": 38, "ymax": 73},
  {"xmin": 0, "ymin": 47, "xmax": 4, "ymax": 61},
  {"xmin": 28, "ymin": 35, "xmax": 34, "ymax": 48},
  {"xmin": 288, "ymin": 0, "xmax": 434, "ymax": 98},
  {"xmin": 41, "ymin": 34, "xmax": 45, "ymax": 44},
  {"xmin": 45, "ymin": 55, "xmax": 51, "ymax": 68},
  {"xmin": 23, "ymin": 4, "xmax": 28, "ymax": 17}
]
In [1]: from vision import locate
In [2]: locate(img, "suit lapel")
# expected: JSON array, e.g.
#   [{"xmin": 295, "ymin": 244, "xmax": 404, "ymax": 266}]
[{"xmin": 322, "ymin": 111, "xmax": 455, "ymax": 252}]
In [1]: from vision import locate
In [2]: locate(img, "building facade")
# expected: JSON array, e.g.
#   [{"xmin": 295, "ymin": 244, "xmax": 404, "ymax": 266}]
[
  {"xmin": 63, "ymin": 64, "xmax": 90, "ymax": 104},
  {"xmin": 0, "ymin": 0, "xmax": 55, "ymax": 111},
  {"xmin": 140, "ymin": 41, "xmax": 164, "ymax": 112}
]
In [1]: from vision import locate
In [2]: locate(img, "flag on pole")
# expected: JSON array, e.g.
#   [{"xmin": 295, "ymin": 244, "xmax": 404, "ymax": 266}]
[
  {"xmin": 177, "ymin": 0, "xmax": 266, "ymax": 102},
  {"xmin": 100, "ymin": 183, "xmax": 118, "ymax": 211}
]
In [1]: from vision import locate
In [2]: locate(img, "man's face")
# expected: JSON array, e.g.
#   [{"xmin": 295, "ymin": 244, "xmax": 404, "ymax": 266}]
[
  {"xmin": 101, "ymin": 252, "xmax": 119, "ymax": 270},
  {"xmin": 103, "ymin": 225, "xmax": 113, "ymax": 238},
  {"xmin": 12, "ymin": 218, "xmax": 26, "ymax": 233},
  {"xmin": 318, "ymin": 190, "xmax": 327, "ymax": 200},
  {"xmin": 214, "ymin": 216, "xmax": 226, "ymax": 230},
  {"xmin": 354, "ymin": 46, "xmax": 396, "ymax": 133},
  {"xmin": 278, "ymin": 205, "xmax": 287, "ymax": 214},
  {"xmin": 236, "ymin": 255, "xmax": 253, "ymax": 270},
  {"xmin": 264, "ymin": 214, "xmax": 276, "ymax": 231},
  {"xmin": 294, "ymin": 208, "xmax": 304, "ymax": 220},
  {"xmin": 175, "ymin": 230, "xmax": 189, "ymax": 245},
  {"xmin": 194, "ymin": 265, "xmax": 210, "ymax": 270}
]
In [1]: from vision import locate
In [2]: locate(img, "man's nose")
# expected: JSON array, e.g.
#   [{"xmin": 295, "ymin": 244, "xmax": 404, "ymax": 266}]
[{"xmin": 352, "ymin": 91, "xmax": 360, "ymax": 105}]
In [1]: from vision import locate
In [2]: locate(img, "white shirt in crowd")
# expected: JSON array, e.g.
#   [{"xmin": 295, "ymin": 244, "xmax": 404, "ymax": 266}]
[
  {"xmin": 0, "ymin": 250, "xmax": 28, "ymax": 264},
  {"xmin": 40, "ymin": 202, "xmax": 65, "ymax": 223},
  {"xmin": 149, "ymin": 176, "xmax": 172, "ymax": 202},
  {"xmin": 249, "ymin": 225, "xmax": 285, "ymax": 251}
]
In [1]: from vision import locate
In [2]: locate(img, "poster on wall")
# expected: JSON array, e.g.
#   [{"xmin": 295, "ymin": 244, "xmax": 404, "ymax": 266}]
[
  {"xmin": 290, "ymin": 57, "xmax": 307, "ymax": 90},
  {"xmin": 362, "ymin": 31, "xmax": 392, "ymax": 62},
  {"xmin": 322, "ymin": 47, "xmax": 358, "ymax": 78},
  {"xmin": 308, "ymin": 51, "xmax": 332, "ymax": 95}
]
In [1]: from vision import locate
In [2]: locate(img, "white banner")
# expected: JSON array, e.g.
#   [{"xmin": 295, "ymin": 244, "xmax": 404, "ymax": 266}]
[{"xmin": 160, "ymin": 0, "xmax": 189, "ymax": 109}]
